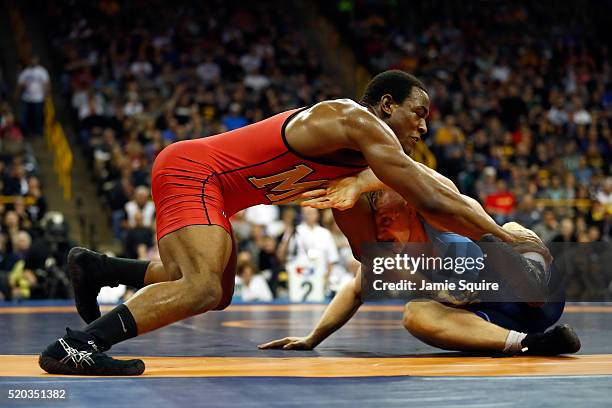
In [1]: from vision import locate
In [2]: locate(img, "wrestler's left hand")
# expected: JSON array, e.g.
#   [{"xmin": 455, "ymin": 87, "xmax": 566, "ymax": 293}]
[
  {"xmin": 506, "ymin": 229, "xmax": 553, "ymax": 265},
  {"xmin": 300, "ymin": 175, "xmax": 361, "ymax": 211},
  {"xmin": 257, "ymin": 336, "xmax": 315, "ymax": 350}
]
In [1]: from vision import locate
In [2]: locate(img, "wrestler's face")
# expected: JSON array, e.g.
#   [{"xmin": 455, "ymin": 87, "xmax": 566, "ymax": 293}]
[{"xmin": 381, "ymin": 88, "xmax": 429, "ymax": 155}]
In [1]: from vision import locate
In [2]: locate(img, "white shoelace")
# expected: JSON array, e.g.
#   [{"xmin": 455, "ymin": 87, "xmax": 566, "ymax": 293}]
[{"xmin": 58, "ymin": 338, "xmax": 95, "ymax": 368}]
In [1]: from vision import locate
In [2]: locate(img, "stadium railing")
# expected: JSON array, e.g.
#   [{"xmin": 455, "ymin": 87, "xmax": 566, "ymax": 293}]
[
  {"xmin": 0, "ymin": 196, "xmax": 36, "ymax": 205},
  {"xmin": 535, "ymin": 199, "xmax": 596, "ymax": 209},
  {"xmin": 43, "ymin": 97, "xmax": 72, "ymax": 200}
]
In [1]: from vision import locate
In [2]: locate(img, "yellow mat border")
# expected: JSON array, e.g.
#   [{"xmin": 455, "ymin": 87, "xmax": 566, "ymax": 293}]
[{"xmin": 2, "ymin": 355, "xmax": 612, "ymax": 378}]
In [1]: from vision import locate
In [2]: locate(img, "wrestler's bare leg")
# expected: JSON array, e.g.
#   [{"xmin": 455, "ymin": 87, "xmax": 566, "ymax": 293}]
[
  {"xmin": 125, "ymin": 225, "xmax": 233, "ymax": 334},
  {"xmin": 402, "ymin": 300, "xmax": 508, "ymax": 351},
  {"xmin": 39, "ymin": 224, "xmax": 237, "ymax": 375},
  {"xmin": 139, "ymin": 232, "xmax": 237, "ymax": 311}
]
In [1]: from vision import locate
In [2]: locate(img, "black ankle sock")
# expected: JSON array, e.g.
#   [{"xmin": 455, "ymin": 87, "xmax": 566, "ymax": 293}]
[
  {"xmin": 103, "ymin": 256, "xmax": 149, "ymax": 289},
  {"xmin": 83, "ymin": 304, "xmax": 138, "ymax": 350}
]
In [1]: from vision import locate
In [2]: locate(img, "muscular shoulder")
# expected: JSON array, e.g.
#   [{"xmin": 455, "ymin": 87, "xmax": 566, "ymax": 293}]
[
  {"xmin": 320, "ymin": 99, "xmax": 383, "ymax": 130},
  {"xmin": 309, "ymin": 99, "xmax": 366, "ymax": 116},
  {"xmin": 293, "ymin": 99, "xmax": 378, "ymax": 133},
  {"xmin": 286, "ymin": 99, "xmax": 380, "ymax": 152}
]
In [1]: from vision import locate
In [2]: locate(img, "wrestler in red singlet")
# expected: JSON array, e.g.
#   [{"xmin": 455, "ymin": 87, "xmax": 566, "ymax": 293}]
[{"xmin": 152, "ymin": 107, "xmax": 367, "ymax": 241}]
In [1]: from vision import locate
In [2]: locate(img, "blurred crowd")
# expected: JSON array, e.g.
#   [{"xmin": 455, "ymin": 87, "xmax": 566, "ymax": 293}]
[
  {"xmin": 0, "ymin": 69, "xmax": 72, "ymax": 301},
  {"xmin": 323, "ymin": 0, "xmax": 611, "ymax": 243},
  {"xmin": 4, "ymin": 0, "xmax": 608, "ymax": 301}
]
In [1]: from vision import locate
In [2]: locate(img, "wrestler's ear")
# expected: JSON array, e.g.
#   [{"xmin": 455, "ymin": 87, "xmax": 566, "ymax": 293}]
[{"xmin": 379, "ymin": 94, "xmax": 395, "ymax": 117}]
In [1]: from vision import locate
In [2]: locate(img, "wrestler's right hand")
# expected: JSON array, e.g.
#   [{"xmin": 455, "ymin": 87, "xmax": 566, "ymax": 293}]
[{"xmin": 257, "ymin": 336, "xmax": 315, "ymax": 350}]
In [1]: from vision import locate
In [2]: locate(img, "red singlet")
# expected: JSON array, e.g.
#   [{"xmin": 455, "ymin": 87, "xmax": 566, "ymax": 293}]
[{"xmin": 152, "ymin": 108, "xmax": 367, "ymax": 241}]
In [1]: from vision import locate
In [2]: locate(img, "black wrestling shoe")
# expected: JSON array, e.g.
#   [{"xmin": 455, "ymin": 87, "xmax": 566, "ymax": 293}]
[
  {"xmin": 68, "ymin": 247, "xmax": 118, "ymax": 324},
  {"xmin": 520, "ymin": 324, "xmax": 581, "ymax": 356},
  {"xmin": 39, "ymin": 328, "xmax": 145, "ymax": 376},
  {"xmin": 479, "ymin": 234, "xmax": 548, "ymax": 302}
]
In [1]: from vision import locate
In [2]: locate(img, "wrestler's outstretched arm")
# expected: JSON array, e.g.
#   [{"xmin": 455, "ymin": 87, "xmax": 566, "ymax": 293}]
[
  {"xmin": 258, "ymin": 268, "xmax": 363, "ymax": 350},
  {"xmin": 313, "ymin": 108, "xmax": 532, "ymax": 244},
  {"xmin": 303, "ymin": 166, "xmax": 488, "ymax": 229},
  {"xmin": 302, "ymin": 165, "xmax": 550, "ymax": 261},
  {"xmin": 302, "ymin": 161, "xmax": 543, "ymax": 250},
  {"xmin": 259, "ymin": 193, "xmax": 377, "ymax": 350}
]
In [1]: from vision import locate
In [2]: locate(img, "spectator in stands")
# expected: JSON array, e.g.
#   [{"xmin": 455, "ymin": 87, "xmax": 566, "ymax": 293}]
[
  {"xmin": 551, "ymin": 218, "xmax": 577, "ymax": 243},
  {"xmin": 4, "ymin": 163, "xmax": 29, "ymax": 196},
  {"xmin": 244, "ymin": 204, "xmax": 280, "ymax": 228},
  {"xmin": 12, "ymin": 230, "xmax": 31, "ymax": 261},
  {"xmin": 545, "ymin": 175, "xmax": 567, "ymax": 200},
  {"xmin": 258, "ymin": 235, "xmax": 282, "ymax": 297},
  {"xmin": 513, "ymin": 194, "xmax": 541, "ymax": 228},
  {"xmin": 596, "ymin": 177, "xmax": 612, "ymax": 208},
  {"xmin": 266, "ymin": 207, "xmax": 297, "ymax": 238},
  {"xmin": 23, "ymin": 212, "xmax": 73, "ymax": 299},
  {"xmin": 12, "ymin": 196, "xmax": 33, "ymax": 232},
  {"xmin": 587, "ymin": 225, "xmax": 602, "ymax": 242},
  {"xmin": 0, "ymin": 112, "xmax": 24, "ymax": 156},
  {"xmin": 236, "ymin": 261, "xmax": 273, "ymax": 302},
  {"xmin": 25, "ymin": 176, "xmax": 47, "ymax": 223},
  {"xmin": 124, "ymin": 211, "xmax": 153, "ymax": 260},
  {"xmin": 7, "ymin": 230, "xmax": 34, "ymax": 300},
  {"xmin": 574, "ymin": 157, "xmax": 594, "ymax": 186},
  {"xmin": 277, "ymin": 207, "xmax": 339, "ymax": 290},
  {"xmin": 476, "ymin": 167, "xmax": 498, "ymax": 203},
  {"xmin": 124, "ymin": 186, "xmax": 155, "ymax": 230},
  {"xmin": 484, "ymin": 179, "xmax": 516, "ymax": 225},
  {"xmin": 222, "ymin": 103, "xmax": 248, "ymax": 131},
  {"xmin": 588, "ymin": 201, "xmax": 607, "ymax": 233},
  {"xmin": 16, "ymin": 55, "xmax": 49, "ymax": 138},
  {"xmin": 563, "ymin": 174, "xmax": 577, "ymax": 200},
  {"xmin": 108, "ymin": 175, "xmax": 134, "ymax": 240},
  {"xmin": 92, "ymin": 128, "xmax": 117, "ymax": 181},
  {"xmin": 533, "ymin": 210, "xmax": 560, "ymax": 244},
  {"xmin": 229, "ymin": 210, "xmax": 252, "ymax": 244},
  {"xmin": 3, "ymin": 211, "xmax": 22, "ymax": 248},
  {"xmin": 241, "ymin": 224, "xmax": 267, "ymax": 263}
]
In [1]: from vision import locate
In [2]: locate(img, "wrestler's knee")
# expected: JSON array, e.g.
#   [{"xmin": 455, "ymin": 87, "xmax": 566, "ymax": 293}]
[
  {"xmin": 213, "ymin": 292, "xmax": 232, "ymax": 311},
  {"xmin": 176, "ymin": 272, "xmax": 223, "ymax": 314},
  {"xmin": 152, "ymin": 261, "xmax": 182, "ymax": 281},
  {"xmin": 402, "ymin": 300, "xmax": 442, "ymax": 336}
]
